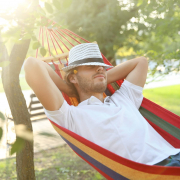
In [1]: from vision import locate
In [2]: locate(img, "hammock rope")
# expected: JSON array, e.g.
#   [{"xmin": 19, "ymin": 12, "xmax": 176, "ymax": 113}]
[{"xmin": 34, "ymin": 22, "xmax": 180, "ymax": 179}]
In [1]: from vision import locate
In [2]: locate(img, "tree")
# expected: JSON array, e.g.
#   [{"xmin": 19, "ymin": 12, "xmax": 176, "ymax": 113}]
[
  {"xmin": 0, "ymin": 0, "xmax": 73, "ymax": 178},
  {"xmin": 54, "ymin": 0, "xmax": 180, "ymax": 73},
  {"xmin": 0, "ymin": 37, "xmax": 35, "ymax": 180},
  {"xmin": 0, "ymin": 0, "xmax": 179, "ymax": 178},
  {"xmin": 0, "ymin": 0, "xmax": 42, "ymax": 179},
  {"xmin": 130, "ymin": 0, "xmax": 180, "ymax": 74},
  {"xmin": 54, "ymin": 0, "xmax": 140, "ymax": 65}
]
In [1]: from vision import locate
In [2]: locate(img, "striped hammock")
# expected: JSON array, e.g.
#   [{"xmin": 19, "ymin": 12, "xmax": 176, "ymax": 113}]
[{"xmin": 35, "ymin": 20, "xmax": 180, "ymax": 179}]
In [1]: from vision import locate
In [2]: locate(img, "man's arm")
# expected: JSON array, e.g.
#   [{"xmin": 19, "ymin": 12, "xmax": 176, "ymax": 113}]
[
  {"xmin": 107, "ymin": 56, "xmax": 148, "ymax": 87},
  {"xmin": 24, "ymin": 57, "xmax": 71, "ymax": 111}
]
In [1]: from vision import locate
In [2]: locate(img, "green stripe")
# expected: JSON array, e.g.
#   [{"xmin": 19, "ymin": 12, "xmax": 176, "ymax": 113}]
[
  {"xmin": 139, "ymin": 107, "xmax": 180, "ymax": 140},
  {"xmin": 110, "ymin": 82, "xmax": 119, "ymax": 91}
]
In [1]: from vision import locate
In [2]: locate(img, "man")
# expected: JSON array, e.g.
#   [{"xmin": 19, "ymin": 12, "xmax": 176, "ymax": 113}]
[{"xmin": 24, "ymin": 43, "xmax": 180, "ymax": 166}]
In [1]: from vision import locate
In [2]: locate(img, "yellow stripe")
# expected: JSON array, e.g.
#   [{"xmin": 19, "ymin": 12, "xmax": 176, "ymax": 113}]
[{"xmin": 51, "ymin": 123, "xmax": 179, "ymax": 180}]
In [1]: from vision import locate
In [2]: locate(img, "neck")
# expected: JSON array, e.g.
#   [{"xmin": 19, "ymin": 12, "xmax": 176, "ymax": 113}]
[{"xmin": 79, "ymin": 92, "xmax": 104, "ymax": 103}]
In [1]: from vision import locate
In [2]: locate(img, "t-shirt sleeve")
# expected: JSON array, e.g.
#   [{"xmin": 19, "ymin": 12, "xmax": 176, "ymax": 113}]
[
  {"xmin": 115, "ymin": 80, "xmax": 144, "ymax": 109},
  {"xmin": 43, "ymin": 100, "xmax": 74, "ymax": 129}
]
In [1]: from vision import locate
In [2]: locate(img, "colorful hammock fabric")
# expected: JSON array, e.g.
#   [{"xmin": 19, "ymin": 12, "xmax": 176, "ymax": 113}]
[{"xmin": 35, "ymin": 20, "xmax": 180, "ymax": 179}]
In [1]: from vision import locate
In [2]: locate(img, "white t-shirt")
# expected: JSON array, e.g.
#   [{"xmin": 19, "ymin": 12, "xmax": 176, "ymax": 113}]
[{"xmin": 44, "ymin": 80, "xmax": 180, "ymax": 165}]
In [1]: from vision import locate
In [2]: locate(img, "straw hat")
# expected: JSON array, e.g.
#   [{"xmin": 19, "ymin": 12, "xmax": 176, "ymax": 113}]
[{"xmin": 62, "ymin": 43, "xmax": 113, "ymax": 72}]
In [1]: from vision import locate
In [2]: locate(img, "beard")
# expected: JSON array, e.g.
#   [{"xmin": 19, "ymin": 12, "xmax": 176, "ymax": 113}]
[{"xmin": 76, "ymin": 74, "xmax": 107, "ymax": 93}]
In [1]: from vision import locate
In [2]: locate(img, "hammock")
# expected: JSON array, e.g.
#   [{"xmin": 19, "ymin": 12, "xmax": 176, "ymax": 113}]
[{"xmin": 35, "ymin": 20, "xmax": 180, "ymax": 180}]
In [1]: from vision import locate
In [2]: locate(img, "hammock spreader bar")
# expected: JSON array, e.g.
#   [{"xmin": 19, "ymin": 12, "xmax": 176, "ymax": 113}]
[{"xmin": 35, "ymin": 24, "xmax": 180, "ymax": 179}]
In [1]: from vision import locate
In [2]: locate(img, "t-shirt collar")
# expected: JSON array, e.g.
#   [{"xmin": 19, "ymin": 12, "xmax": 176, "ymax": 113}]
[{"xmin": 78, "ymin": 96, "xmax": 110, "ymax": 106}]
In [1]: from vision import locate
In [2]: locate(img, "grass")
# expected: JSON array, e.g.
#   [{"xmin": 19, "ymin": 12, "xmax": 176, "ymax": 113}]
[
  {"xmin": 143, "ymin": 84, "xmax": 180, "ymax": 116},
  {"xmin": 0, "ymin": 145, "xmax": 105, "ymax": 180}
]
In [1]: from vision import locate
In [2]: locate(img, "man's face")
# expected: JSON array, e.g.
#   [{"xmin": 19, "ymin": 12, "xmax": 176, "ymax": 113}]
[{"xmin": 75, "ymin": 65, "xmax": 107, "ymax": 93}]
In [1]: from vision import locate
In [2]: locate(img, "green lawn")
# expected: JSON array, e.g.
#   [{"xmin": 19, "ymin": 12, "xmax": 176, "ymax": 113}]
[
  {"xmin": 143, "ymin": 84, "xmax": 180, "ymax": 116},
  {"xmin": 0, "ymin": 145, "xmax": 105, "ymax": 180}
]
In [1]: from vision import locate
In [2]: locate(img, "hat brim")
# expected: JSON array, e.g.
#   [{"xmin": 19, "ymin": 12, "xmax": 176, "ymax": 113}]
[{"xmin": 62, "ymin": 62, "xmax": 113, "ymax": 72}]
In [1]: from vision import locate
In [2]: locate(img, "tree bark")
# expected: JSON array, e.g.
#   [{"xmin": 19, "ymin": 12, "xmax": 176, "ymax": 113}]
[{"xmin": 1, "ymin": 39, "xmax": 35, "ymax": 180}]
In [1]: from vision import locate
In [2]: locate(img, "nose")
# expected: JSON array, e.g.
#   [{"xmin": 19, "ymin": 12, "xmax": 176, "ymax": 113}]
[{"xmin": 97, "ymin": 66, "xmax": 104, "ymax": 72}]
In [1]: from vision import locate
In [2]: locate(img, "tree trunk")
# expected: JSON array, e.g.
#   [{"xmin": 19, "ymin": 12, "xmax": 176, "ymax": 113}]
[{"xmin": 1, "ymin": 39, "xmax": 35, "ymax": 180}]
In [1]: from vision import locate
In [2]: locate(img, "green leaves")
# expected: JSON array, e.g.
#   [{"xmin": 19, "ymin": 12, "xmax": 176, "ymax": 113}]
[
  {"xmin": 0, "ymin": 111, "xmax": 4, "ymax": 146},
  {"xmin": 40, "ymin": 47, "xmax": 47, "ymax": 56},
  {"xmin": 53, "ymin": 0, "xmax": 61, "ymax": 10},
  {"xmin": 51, "ymin": 0, "xmax": 72, "ymax": 10},
  {"xmin": 45, "ymin": 2, "xmax": 53, "ymax": 14},
  {"xmin": 63, "ymin": 0, "xmax": 72, "ymax": 9},
  {"xmin": 0, "ymin": 127, "xmax": 3, "ymax": 141},
  {"xmin": 32, "ymin": 42, "xmax": 41, "ymax": 50},
  {"xmin": 10, "ymin": 124, "xmax": 33, "ymax": 155},
  {"xmin": 32, "ymin": 41, "xmax": 47, "ymax": 56},
  {"xmin": 10, "ymin": 137, "xmax": 25, "ymax": 155},
  {"xmin": 137, "ymin": 0, "xmax": 144, "ymax": 7},
  {"xmin": 0, "ymin": 111, "xmax": 5, "ymax": 120},
  {"xmin": 0, "ymin": 61, "xmax": 10, "ymax": 68}
]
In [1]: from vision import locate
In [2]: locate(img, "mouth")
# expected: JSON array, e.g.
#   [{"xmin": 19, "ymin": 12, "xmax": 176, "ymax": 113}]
[{"xmin": 94, "ymin": 74, "xmax": 105, "ymax": 79}]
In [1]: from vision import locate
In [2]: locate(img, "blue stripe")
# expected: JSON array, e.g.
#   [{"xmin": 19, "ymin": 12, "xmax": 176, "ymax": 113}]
[
  {"xmin": 105, "ymin": 88, "xmax": 112, "ymax": 96},
  {"xmin": 61, "ymin": 136, "xmax": 129, "ymax": 180}
]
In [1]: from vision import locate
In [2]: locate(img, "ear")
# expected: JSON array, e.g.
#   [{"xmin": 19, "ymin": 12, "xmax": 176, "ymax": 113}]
[{"xmin": 69, "ymin": 74, "xmax": 78, "ymax": 84}]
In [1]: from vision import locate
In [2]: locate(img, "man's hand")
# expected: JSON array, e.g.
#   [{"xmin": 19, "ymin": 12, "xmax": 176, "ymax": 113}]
[
  {"xmin": 107, "ymin": 57, "xmax": 148, "ymax": 87},
  {"xmin": 63, "ymin": 81, "xmax": 79, "ymax": 98}
]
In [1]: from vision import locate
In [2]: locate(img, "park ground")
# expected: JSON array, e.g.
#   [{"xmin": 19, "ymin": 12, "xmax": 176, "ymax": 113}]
[
  {"xmin": 0, "ymin": 144, "xmax": 106, "ymax": 180},
  {"xmin": 0, "ymin": 71, "xmax": 180, "ymax": 179}
]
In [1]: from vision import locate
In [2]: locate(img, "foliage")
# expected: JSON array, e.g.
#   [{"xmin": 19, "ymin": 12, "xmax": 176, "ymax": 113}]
[
  {"xmin": 0, "ymin": 0, "xmax": 72, "ymax": 57},
  {"xmin": 10, "ymin": 137, "xmax": 26, "ymax": 155},
  {"xmin": 52, "ymin": 0, "xmax": 180, "ymax": 72},
  {"xmin": 0, "ymin": 111, "xmax": 5, "ymax": 142},
  {"xmin": 0, "ymin": 110, "xmax": 33, "ymax": 156},
  {"xmin": 133, "ymin": 0, "xmax": 180, "ymax": 75},
  {"xmin": 53, "ymin": 0, "xmax": 140, "ymax": 64},
  {"xmin": 1, "ymin": 0, "xmax": 180, "ymax": 73}
]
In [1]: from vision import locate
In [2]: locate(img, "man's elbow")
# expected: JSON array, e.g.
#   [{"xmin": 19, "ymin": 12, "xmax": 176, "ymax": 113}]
[
  {"xmin": 138, "ymin": 56, "xmax": 148, "ymax": 68},
  {"xmin": 24, "ymin": 57, "xmax": 37, "ymax": 73}
]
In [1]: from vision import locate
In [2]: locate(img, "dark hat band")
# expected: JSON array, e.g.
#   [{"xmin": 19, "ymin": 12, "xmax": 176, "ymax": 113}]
[{"xmin": 69, "ymin": 58, "xmax": 104, "ymax": 66}]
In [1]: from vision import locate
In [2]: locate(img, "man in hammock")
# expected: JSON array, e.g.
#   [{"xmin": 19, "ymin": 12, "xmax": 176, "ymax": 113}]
[{"xmin": 24, "ymin": 43, "xmax": 180, "ymax": 167}]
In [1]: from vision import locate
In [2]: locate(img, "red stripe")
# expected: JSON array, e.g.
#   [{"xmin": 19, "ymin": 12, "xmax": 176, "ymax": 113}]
[
  {"xmin": 46, "ymin": 28, "xmax": 52, "ymax": 56},
  {"xmin": 146, "ymin": 119, "xmax": 180, "ymax": 148},
  {"xmin": 59, "ymin": 29, "xmax": 83, "ymax": 44},
  {"xmin": 50, "ymin": 120, "xmax": 180, "ymax": 176},
  {"xmin": 141, "ymin": 98, "xmax": 180, "ymax": 129},
  {"xmin": 107, "ymin": 84, "xmax": 116, "ymax": 94},
  {"xmin": 36, "ymin": 27, "xmax": 42, "ymax": 58},
  {"xmin": 41, "ymin": 27, "xmax": 44, "ymax": 48},
  {"xmin": 116, "ymin": 79, "xmax": 124, "ymax": 87},
  {"xmin": 49, "ymin": 31, "xmax": 59, "ymax": 55},
  {"xmin": 64, "ymin": 28, "xmax": 90, "ymax": 43},
  {"xmin": 55, "ymin": 29, "xmax": 74, "ymax": 47},
  {"xmin": 51, "ymin": 30, "xmax": 70, "ymax": 51}
]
